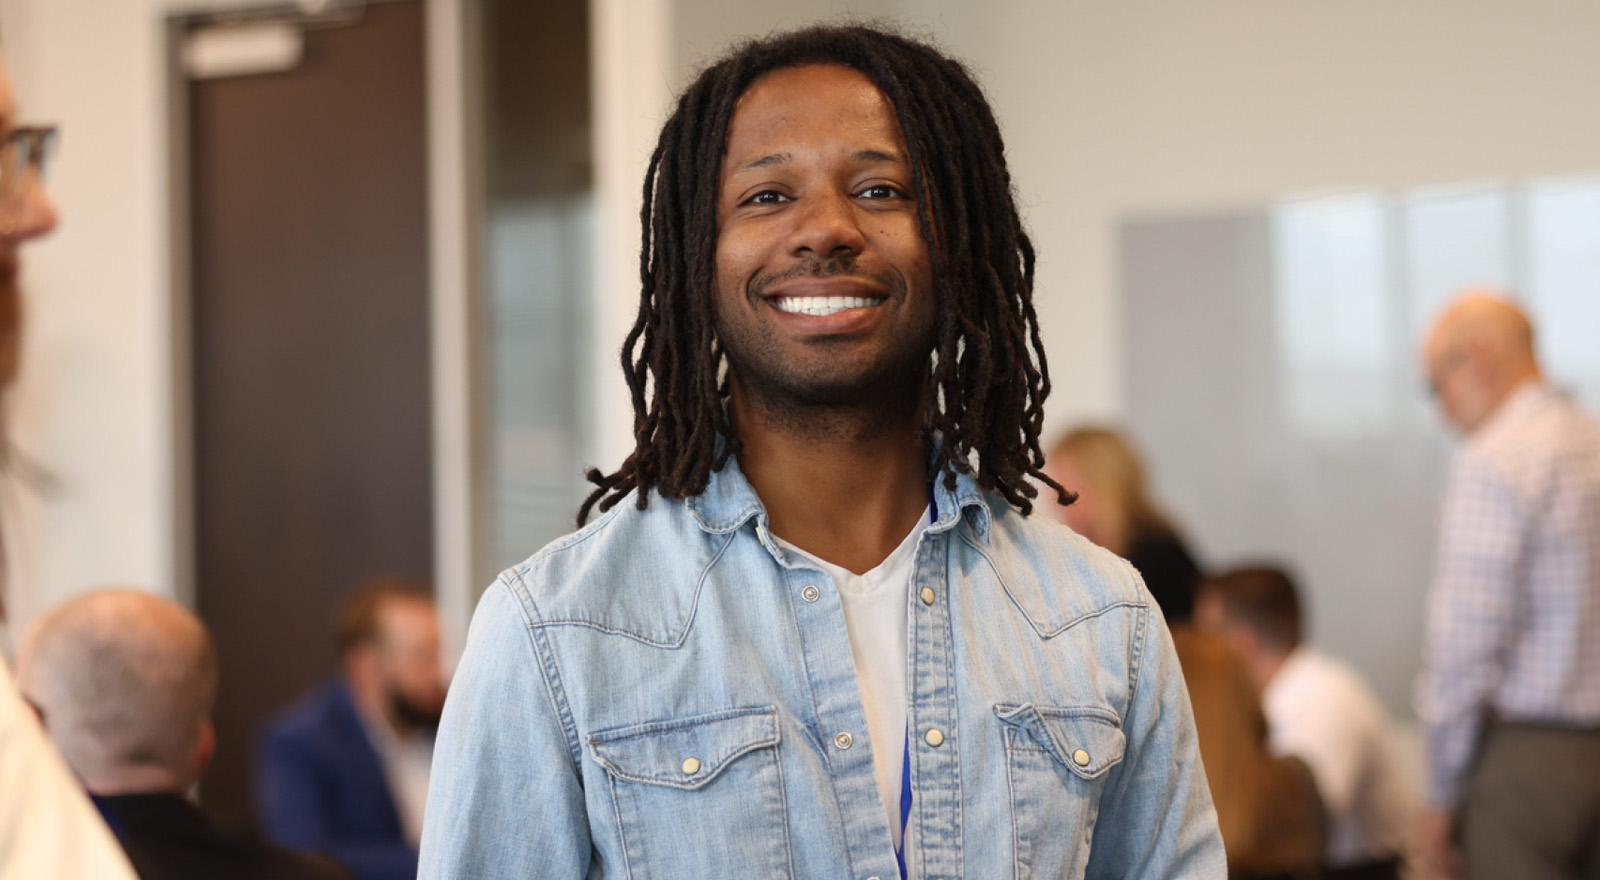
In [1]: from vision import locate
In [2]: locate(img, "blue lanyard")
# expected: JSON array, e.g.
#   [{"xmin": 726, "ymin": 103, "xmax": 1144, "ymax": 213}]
[
  {"xmin": 896, "ymin": 729, "xmax": 912, "ymax": 879},
  {"xmin": 896, "ymin": 489, "xmax": 938, "ymax": 879}
]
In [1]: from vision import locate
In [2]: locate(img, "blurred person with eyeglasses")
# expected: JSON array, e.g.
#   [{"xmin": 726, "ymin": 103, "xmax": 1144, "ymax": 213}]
[
  {"xmin": 1415, "ymin": 291, "xmax": 1600, "ymax": 880},
  {"xmin": 0, "ymin": 46, "xmax": 139, "ymax": 880}
]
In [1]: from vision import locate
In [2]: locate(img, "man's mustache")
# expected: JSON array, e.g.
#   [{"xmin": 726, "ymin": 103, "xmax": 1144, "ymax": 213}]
[{"xmin": 749, "ymin": 256, "xmax": 898, "ymax": 298}]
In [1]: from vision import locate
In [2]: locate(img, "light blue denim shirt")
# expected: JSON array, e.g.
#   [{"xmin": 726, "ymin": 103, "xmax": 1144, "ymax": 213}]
[{"xmin": 420, "ymin": 459, "xmax": 1224, "ymax": 879}]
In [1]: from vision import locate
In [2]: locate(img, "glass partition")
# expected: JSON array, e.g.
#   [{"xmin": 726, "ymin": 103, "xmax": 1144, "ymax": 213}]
[{"xmin": 1121, "ymin": 174, "xmax": 1600, "ymax": 717}]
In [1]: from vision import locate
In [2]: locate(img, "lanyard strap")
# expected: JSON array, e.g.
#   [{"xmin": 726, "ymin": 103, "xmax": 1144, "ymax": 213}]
[{"xmin": 896, "ymin": 728, "xmax": 911, "ymax": 879}]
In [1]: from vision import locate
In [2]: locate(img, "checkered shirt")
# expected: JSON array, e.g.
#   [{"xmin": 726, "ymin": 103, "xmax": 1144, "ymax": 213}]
[{"xmin": 1415, "ymin": 382, "xmax": 1600, "ymax": 808}]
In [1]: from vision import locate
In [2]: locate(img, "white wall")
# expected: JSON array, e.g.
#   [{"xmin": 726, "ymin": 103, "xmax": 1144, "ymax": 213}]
[
  {"xmin": 917, "ymin": 0, "xmax": 1600, "ymax": 436},
  {"xmin": 0, "ymin": 0, "xmax": 181, "ymax": 631},
  {"xmin": 0, "ymin": 0, "xmax": 481, "ymax": 640}
]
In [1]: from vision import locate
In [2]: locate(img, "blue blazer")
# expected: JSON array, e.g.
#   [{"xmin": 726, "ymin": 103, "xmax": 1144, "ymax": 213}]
[{"xmin": 256, "ymin": 679, "xmax": 417, "ymax": 880}]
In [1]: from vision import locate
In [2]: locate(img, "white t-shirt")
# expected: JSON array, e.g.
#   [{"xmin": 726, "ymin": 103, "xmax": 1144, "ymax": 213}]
[
  {"xmin": 359, "ymin": 709, "xmax": 435, "ymax": 847},
  {"xmin": 0, "ymin": 655, "xmax": 138, "ymax": 880},
  {"xmin": 1264, "ymin": 647, "xmax": 1415, "ymax": 867},
  {"xmin": 776, "ymin": 507, "xmax": 929, "ymax": 850}
]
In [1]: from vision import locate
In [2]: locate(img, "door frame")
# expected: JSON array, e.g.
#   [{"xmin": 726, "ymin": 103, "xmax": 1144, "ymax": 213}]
[{"xmin": 164, "ymin": 0, "xmax": 485, "ymax": 657}]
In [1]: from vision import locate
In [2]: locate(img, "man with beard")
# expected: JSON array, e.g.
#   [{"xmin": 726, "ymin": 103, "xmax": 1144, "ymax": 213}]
[
  {"xmin": 0, "ymin": 45, "xmax": 140, "ymax": 880},
  {"xmin": 421, "ymin": 25, "xmax": 1222, "ymax": 880},
  {"xmin": 259, "ymin": 579, "xmax": 446, "ymax": 880}
]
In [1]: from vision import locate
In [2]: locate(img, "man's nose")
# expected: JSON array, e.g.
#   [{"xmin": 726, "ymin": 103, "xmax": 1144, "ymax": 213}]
[
  {"xmin": 784, "ymin": 190, "xmax": 864, "ymax": 259},
  {"xmin": 5, "ymin": 171, "xmax": 58, "ymax": 242}
]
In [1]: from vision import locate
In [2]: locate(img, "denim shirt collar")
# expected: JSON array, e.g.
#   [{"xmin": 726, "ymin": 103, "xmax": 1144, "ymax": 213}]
[{"xmin": 684, "ymin": 446, "xmax": 993, "ymax": 543}]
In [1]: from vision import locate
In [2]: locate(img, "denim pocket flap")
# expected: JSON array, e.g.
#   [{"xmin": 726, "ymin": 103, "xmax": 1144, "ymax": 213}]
[
  {"xmin": 995, "ymin": 703, "xmax": 1125, "ymax": 780},
  {"xmin": 588, "ymin": 706, "xmax": 780, "ymax": 790}
]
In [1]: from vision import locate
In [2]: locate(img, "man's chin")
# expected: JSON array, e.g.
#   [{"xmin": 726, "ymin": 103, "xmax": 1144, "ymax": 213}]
[{"xmin": 389, "ymin": 690, "xmax": 446, "ymax": 731}]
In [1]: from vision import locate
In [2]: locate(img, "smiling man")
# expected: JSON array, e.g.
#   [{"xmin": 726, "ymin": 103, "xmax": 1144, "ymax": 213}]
[{"xmin": 421, "ymin": 26, "xmax": 1223, "ymax": 879}]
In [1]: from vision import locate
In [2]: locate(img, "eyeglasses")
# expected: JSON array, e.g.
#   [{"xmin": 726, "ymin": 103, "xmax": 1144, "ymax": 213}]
[{"xmin": 0, "ymin": 125, "xmax": 57, "ymax": 205}]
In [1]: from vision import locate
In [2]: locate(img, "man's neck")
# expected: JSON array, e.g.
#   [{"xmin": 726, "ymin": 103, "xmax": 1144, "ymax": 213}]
[
  {"xmin": 730, "ymin": 391, "xmax": 931, "ymax": 576},
  {"xmin": 1254, "ymin": 647, "xmax": 1292, "ymax": 693},
  {"xmin": 1490, "ymin": 371, "xmax": 1543, "ymax": 416},
  {"xmin": 85, "ymin": 765, "xmax": 193, "ymax": 798}
]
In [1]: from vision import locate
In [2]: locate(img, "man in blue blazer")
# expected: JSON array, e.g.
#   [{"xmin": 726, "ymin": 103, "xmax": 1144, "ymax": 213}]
[{"xmin": 258, "ymin": 581, "xmax": 446, "ymax": 880}]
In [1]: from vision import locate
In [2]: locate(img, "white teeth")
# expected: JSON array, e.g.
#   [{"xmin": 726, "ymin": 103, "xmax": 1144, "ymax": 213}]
[{"xmin": 771, "ymin": 295, "xmax": 883, "ymax": 316}]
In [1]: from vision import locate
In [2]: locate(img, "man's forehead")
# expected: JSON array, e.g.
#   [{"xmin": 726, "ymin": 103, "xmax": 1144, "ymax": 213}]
[{"xmin": 723, "ymin": 64, "xmax": 907, "ymax": 160}]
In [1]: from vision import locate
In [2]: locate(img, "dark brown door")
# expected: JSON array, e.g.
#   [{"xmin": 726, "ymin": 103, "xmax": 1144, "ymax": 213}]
[{"xmin": 187, "ymin": 1, "xmax": 431, "ymax": 831}]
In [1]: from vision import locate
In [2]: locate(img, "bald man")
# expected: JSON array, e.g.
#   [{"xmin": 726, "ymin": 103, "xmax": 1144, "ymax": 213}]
[
  {"xmin": 1415, "ymin": 292, "xmax": 1600, "ymax": 880},
  {"xmin": 17, "ymin": 589, "xmax": 352, "ymax": 880}
]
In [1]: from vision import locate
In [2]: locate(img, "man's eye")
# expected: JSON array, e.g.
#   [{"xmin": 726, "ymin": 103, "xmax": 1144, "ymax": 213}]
[
  {"xmin": 858, "ymin": 184, "xmax": 904, "ymax": 200},
  {"xmin": 747, "ymin": 190, "xmax": 789, "ymax": 205}
]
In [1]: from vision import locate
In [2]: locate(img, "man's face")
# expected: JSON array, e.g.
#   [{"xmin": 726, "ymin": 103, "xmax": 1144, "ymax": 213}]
[
  {"xmin": 712, "ymin": 64, "xmax": 936, "ymax": 410},
  {"xmin": 372, "ymin": 598, "xmax": 446, "ymax": 730},
  {"xmin": 0, "ymin": 52, "xmax": 61, "ymax": 385},
  {"xmin": 1193, "ymin": 590, "xmax": 1227, "ymax": 636},
  {"xmin": 1423, "ymin": 333, "xmax": 1492, "ymax": 433}
]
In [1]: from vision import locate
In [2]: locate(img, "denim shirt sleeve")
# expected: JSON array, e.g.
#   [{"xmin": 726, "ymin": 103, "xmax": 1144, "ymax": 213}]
[
  {"xmin": 419, "ymin": 579, "xmax": 592, "ymax": 879},
  {"xmin": 1085, "ymin": 611, "xmax": 1223, "ymax": 879}
]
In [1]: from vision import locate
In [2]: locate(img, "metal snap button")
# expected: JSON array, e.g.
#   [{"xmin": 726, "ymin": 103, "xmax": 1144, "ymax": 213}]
[
  {"xmin": 682, "ymin": 756, "xmax": 702, "ymax": 774},
  {"xmin": 924, "ymin": 728, "xmax": 945, "ymax": 747},
  {"xmin": 834, "ymin": 731, "xmax": 853, "ymax": 749},
  {"xmin": 920, "ymin": 586, "xmax": 936, "ymax": 605},
  {"xmin": 801, "ymin": 584, "xmax": 821, "ymax": 602},
  {"xmin": 1073, "ymin": 748, "xmax": 1090, "ymax": 766}
]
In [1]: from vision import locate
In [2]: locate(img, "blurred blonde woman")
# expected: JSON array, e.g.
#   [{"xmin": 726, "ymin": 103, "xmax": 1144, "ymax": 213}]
[{"xmin": 1044, "ymin": 427, "xmax": 1203, "ymax": 622}]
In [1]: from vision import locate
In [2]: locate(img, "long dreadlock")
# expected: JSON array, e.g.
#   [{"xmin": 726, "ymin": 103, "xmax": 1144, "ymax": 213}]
[{"xmin": 578, "ymin": 24, "xmax": 1072, "ymax": 526}]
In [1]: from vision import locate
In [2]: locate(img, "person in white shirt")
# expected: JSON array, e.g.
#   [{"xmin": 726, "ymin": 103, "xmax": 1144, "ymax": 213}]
[{"xmin": 1197, "ymin": 566, "xmax": 1413, "ymax": 880}]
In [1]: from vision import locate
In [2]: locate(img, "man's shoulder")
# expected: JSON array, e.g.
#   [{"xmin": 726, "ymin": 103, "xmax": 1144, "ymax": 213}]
[
  {"xmin": 261, "ymin": 679, "xmax": 361, "ymax": 747},
  {"xmin": 975, "ymin": 494, "xmax": 1152, "ymax": 628},
  {"xmin": 489, "ymin": 491, "xmax": 727, "ymax": 643},
  {"xmin": 100, "ymin": 794, "xmax": 357, "ymax": 880},
  {"xmin": 1458, "ymin": 387, "xmax": 1600, "ymax": 498},
  {"xmin": 1468, "ymin": 385, "xmax": 1598, "ymax": 460},
  {"xmin": 1270, "ymin": 649, "xmax": 1388, "ymax": 725}
]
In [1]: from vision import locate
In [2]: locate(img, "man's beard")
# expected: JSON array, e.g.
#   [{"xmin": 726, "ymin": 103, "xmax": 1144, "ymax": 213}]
[
  {"xmin": 388, "ymin": 688, "xmax": 443, "ymax": 732},
  {"xmin": 716, "ymin": 255, "xmax": 935, "ymax": 424},
  {"xmin": 0, "ymin": 253, "xmax": 20, "ymax": 386}
]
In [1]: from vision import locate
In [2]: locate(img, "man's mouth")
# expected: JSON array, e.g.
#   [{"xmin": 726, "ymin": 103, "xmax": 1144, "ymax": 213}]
[{"xmin": 769, "ymin": 295, "xmax": 885, "ymax": 317}]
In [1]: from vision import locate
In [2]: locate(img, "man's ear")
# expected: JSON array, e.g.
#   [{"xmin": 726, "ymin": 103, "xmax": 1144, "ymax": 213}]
[
  {"xmin": 346, "ymin": 642, "xmax": 376, "ymax": 671},
  {"xmin": 197, "ymin": 721, "xmax": 217, "ymax": 775},
  {"xmin": 1223, "ymin": 624, "xmax": 1261, "ymax": 661},
  {"xmin": 1460, "ymin": 337, "xmax": 1499, "ymax": 382}
]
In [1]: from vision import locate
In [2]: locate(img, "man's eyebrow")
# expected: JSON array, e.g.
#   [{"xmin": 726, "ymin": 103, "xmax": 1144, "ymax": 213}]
[
  {"xmin": 853, "ymin": 149, "xmax": 904, "ymax": 164},
  {"xmin": 739, "ymin": 152, "xmax": 791, "ymax": 171}
]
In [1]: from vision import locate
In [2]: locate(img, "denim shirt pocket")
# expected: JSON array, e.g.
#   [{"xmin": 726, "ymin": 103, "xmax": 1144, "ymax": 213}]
[
  {"xmin": 995, "ymin": 703, "xmax": 1127, "ymax": 879},
  {"xmin": 588, "ymin": 706, "xmax": 792, "ymax": 878}
]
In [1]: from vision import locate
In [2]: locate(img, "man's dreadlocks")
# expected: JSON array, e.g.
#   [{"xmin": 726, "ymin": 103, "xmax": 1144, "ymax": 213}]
[{"xmin": 578, "ymin": 23, "xmax": 1071, "ymax": 526}]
